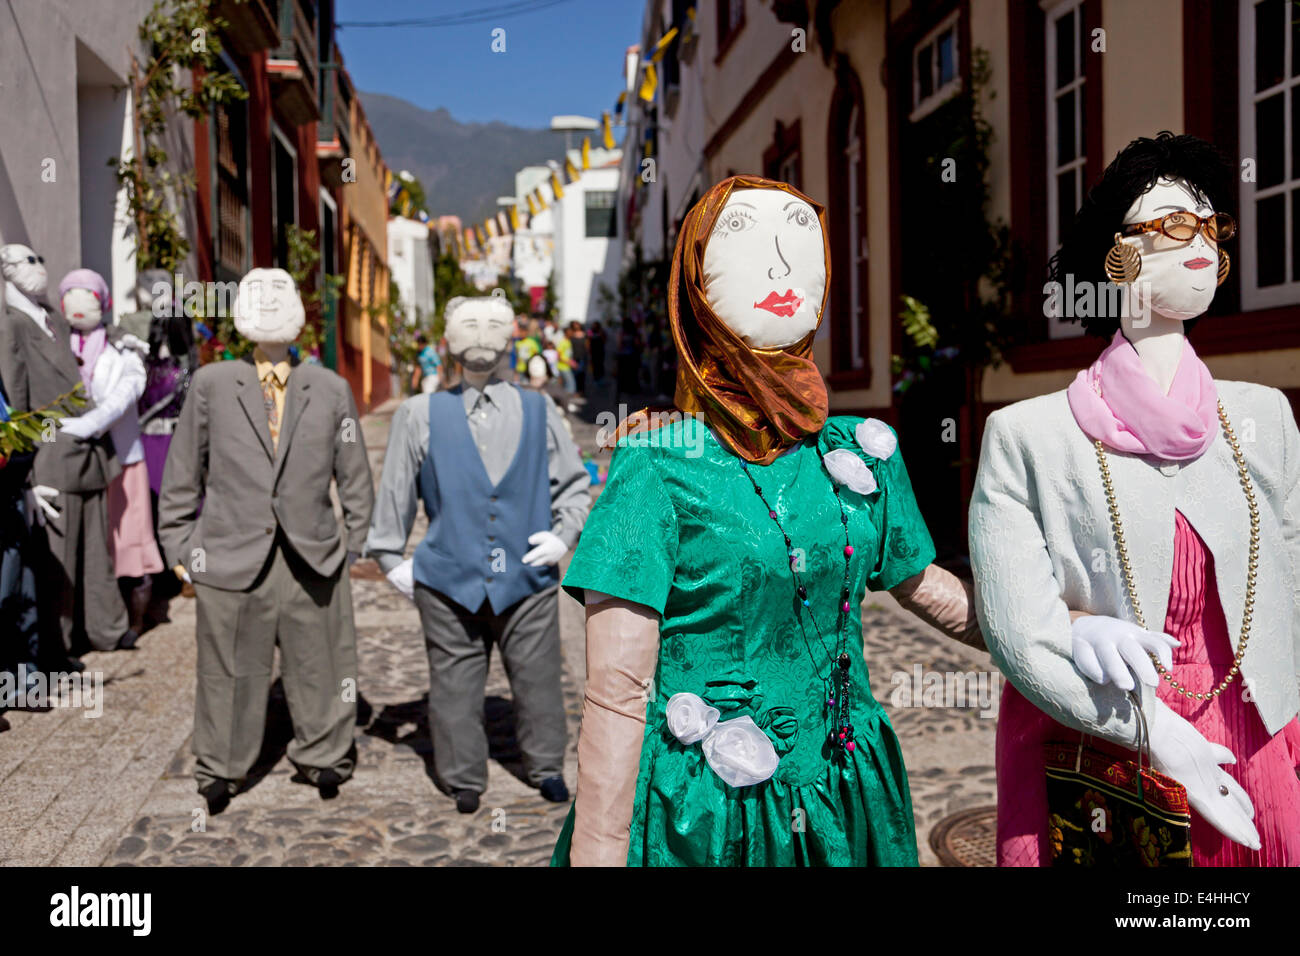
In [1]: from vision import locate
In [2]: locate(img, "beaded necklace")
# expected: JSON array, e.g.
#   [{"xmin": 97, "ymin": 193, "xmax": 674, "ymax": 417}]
[{"xmin": 739, "ymin": 458, "xmax": 858, "ymax": 758}]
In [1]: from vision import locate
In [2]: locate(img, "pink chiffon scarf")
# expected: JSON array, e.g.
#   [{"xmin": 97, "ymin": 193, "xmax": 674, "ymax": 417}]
[{"xmin": 1066, "ymin": 331, "xmax": 1218, "ymax": 461}]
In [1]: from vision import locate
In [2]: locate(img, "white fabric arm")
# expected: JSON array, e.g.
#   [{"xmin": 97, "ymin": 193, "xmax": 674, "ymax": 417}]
[{"xmin": 969, "ymin": 411, "xmax": 1154, "ymax": 750}]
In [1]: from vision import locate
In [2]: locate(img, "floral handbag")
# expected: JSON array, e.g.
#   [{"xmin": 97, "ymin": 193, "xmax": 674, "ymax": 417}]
[{"xmin": 1044, "ymin": 697, "xmax": 1193, "ymax": 866}]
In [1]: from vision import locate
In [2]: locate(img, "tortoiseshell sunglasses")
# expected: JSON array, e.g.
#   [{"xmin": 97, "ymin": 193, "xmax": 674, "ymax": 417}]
[{"xmin": 1119, "ymin": 211, "xmax": 1236, "ymax": 243}]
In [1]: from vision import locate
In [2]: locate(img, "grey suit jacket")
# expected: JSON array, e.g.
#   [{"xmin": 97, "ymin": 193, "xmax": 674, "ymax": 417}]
[
  {"xmin": 158, "ymin": 357, "xmax": 374, "ymax": 591},
  {"xmin": 0, "ymin": 304, "xmax": 117, "ymax": 492},
  {"xmin": 970, "ymin": 381, "xmax": 1300, "ymax": 746}
]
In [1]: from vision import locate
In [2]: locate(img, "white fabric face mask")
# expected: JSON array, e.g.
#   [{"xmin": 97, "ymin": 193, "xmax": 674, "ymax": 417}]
[
  {"xmin": 1120, "ymin": 177, "xmax": 1220, "ymax": 322},
  {"xmin": 62, "ymin": 288, "xmax": 103, "ymax": 331},
  {"xmin": 234, "ymin": 267, "xmax": 306, "ymax": 344},
  {"xmin": 1, "ymin": 244, "xmax": 49, "ymax": 300},
  {"xmin": 444, "ymin": 293, "xmax": 514, "ymax": 372},
  {"xmin": 700, "ymin": 188, "xmax": 826, "ymax": 349}
]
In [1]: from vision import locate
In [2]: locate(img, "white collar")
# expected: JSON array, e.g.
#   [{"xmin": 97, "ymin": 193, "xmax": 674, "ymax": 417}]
[{"xmin": 4, "ymin": 283, "xmax": 52, "ymax": 336}]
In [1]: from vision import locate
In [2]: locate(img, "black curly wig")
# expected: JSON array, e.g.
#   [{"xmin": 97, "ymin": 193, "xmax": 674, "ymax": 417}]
[{"xmin": 1047, "ymin": 131, "xmax": 1233, "ymax": 337}]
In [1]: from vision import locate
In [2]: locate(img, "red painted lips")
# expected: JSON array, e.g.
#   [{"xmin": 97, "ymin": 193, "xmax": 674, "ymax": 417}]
[
  {"xmin": 1183, "ymin": 257, "xmax": 1213, "ymax": 270},
  {"xmin": 753, "ymin": 289, "xmax": 804, "ymax": 317}
]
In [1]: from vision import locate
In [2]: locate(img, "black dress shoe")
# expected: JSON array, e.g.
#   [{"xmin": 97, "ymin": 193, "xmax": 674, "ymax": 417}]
[
  {"xmin": 200, "ymin": 779, "xmax": 232, "ymax": 815},
  {"xmin": 454, "ymin": 789, "xmax": 480, "ymax": 814},
  {"xmin": 116, "ymin": 629, "xmax": 139, "ymax": 651},
  {"xmin": 538, "ymin": 776, "xmax": 569, "ymax": 803},
  {"xmin": 316, "ymin": 768, "xmax": 342, "ymax": 799}
]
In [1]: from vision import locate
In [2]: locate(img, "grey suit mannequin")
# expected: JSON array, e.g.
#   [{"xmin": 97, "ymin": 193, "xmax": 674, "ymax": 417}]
[{"xmin": 158, "ymin": 268, "xmax": 373, "ymax": 808}]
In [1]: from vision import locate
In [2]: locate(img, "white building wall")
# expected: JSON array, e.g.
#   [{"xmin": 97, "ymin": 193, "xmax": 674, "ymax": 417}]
[
  {"xmin": 0, "ymin": 0, "xmax": 192, "ymax": 320},
  {"xmin": 387, "ymin": 216, "xmax": 436, "ymax": 325},
  {"xmin": 552, "ymin": 156, "xmax": 622, "ymax": 324}
]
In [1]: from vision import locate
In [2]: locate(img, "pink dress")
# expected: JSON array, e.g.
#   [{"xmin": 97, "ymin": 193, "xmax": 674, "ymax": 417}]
[{"xmin": 996, "ymin": 510, "xmax": 1300, "ymax": 866}]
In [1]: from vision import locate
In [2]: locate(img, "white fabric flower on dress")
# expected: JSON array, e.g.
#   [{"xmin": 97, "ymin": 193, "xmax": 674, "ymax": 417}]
[
  {"xmin": 701, "ymin": 716, "xmax": 780, "ymax": 787},
  {"xmin": 666, "ymin": 692, "xmax": 720, "ymax": 745},
  {"xmin": 855, "ymin": 418, "xmax": 897, "ymax": 460},
  {"xmin": 822, "ymin": 449, "xmax": 877, "ymax": 495},
  {"xmin": 666, "ymin": 693, "xmax": 780, "ymax": 787}
]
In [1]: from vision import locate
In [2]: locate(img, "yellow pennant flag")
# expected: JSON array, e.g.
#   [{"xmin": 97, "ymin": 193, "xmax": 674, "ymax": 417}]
[
  {"xmin": 476, "ymin": 225, "xmax": 487, "ymax": 247},
  {"xmin": 509, "ymin": 205, "xmax": 520, "ymax": 231},
  {"xmin": 550, "ymin": 171, "xmax": 564, "ymax": 200},
  {"xmin": 535, "ymin": 187, "xmax": 548, "ymax": 211},
  {"xmin": 602, "ymin": 110, "xmax": 615, "ymax": 150},
  {"xmin": 486, "ymin": 218, "xmax": 497, "ymax": 239},
  {"xmin": 581, "ymin": 137, "xmax": 591, "ymax": 169},
  {"xmin": 526, "ymin": 193, "xmax": 538, "ymax": 216},
  {"xmin": 639, "ymin": 62, "xmax": 657, "ymax": 102},
  {"xmin": 651, "ymin": 26, "xmax": 678, "ymax": 62},
  {"xmin": 565, "ymin": 157, "xmax": 580, "ymax": 182},
  {"xmin": 464, "ymin": 227, "xmax": 476, "ymax": 253}
]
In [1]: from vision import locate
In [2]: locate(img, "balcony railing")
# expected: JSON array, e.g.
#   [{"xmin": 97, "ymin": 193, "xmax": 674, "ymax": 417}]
[
  {"xmin": 267, "ymin": 0, "xmax": 320, "ymax": 125},
  {"xmin": 213, "ymin": 0, "xmax": 278, "ymax": 55}
]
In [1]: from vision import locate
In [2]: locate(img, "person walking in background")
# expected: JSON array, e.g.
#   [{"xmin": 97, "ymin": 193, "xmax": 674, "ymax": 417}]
[
  {"xmin": 588, "ymin": 320, "xmax": 606, "ymax": 387},
  {"xmin": 567, "ymin": 321, "xmax": 588, "ymax": 395},
  {"xmin": 553, "ymin": 328, "xmax": 575, "ymax": 397},
  {"xmin": 515, "ymin": 318, "xmax": 542, "ymax": 380},
  {"xmin": 413, "ymin": 333, "xmax": 442, "ymax": 394}
]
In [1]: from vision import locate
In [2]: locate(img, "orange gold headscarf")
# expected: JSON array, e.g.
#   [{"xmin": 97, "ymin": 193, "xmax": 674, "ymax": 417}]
[{"xmin": 606, "ymin": 175, "xmax": 831, "ymax": 464}]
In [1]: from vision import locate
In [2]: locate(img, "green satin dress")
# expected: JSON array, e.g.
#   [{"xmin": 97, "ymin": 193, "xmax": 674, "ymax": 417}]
[{"xmin": 551, "ymin": 415, "xmax": 935, "ymax": 866}]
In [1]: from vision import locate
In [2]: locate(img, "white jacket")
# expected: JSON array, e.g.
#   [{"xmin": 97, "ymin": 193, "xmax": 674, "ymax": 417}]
[
  {"xmin": 969, "ymin": 380, "xmax": 1300, "ymax": 746},
  {"xmin": 77, "ymin": 335, "xmax": 147, "ymax": 466}
]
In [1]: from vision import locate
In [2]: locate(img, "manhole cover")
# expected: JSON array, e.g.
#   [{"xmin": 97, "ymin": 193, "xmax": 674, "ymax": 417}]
[{"xmin": 930, "ymin": 806, "xmax": 997, "ymax": 867}]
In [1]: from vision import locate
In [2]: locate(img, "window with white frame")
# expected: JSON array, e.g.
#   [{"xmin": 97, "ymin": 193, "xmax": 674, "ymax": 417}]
[
  {"xmin": 911, "ymin": 11, "xmax": 961, "ymax": 121},
  {"xmin": 1045, "ymin": 0, "xmax": 1087, "ymax": 338},
  {"xmin": 1239, "ymin": 0, "xmax": 1300, "ymax": 309}
]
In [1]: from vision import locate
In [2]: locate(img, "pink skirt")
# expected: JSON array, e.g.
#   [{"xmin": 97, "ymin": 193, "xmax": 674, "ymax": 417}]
[
  {"xmin": 996, "ymin": 511, "xmax": 1300, "ymax": 866},
  {"xmin": 107, "ymin": 460, "xmax": 164, "ymax": 578}
]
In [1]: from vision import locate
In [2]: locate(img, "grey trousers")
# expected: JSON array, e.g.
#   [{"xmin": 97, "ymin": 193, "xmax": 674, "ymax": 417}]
[
  {"xmin": 192, "ymin": 540, "xmax": 357, "ymax": 791},
  {"xmin": 39, "ymin": 490, "xmax": 128, "ymax": 651},
  {"xmin": 415, "ymin": 583, "xmax": 566, "ymax": 793}
]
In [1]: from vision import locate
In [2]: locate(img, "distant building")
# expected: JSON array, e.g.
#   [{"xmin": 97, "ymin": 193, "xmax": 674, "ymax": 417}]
[
  {"xmin": 388, "ymin": 216, "xmax": 436, "ymax": 326},
  {"xmin": 551, "ymin": 148, "xmax": 623, "ymax": 324}
]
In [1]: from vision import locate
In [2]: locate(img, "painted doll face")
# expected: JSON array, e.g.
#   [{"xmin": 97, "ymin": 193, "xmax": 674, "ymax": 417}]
[
  {"xmin": 61, "ymin": 287, "xmax": 103, "ymax": 331},
  {"xmin": 1, "ymin": 244, "xmax": 49, "ymax": 299},
  {"xmin": 444, "ymin": 294, "xmax": 514, "ymax": 372},
  {"xmin": 234, "ymin": 267, "xmax": 306, "ymax": 344},
  {"xmin": 700, "ymin": 188, "xmax": 826, "ymax": 349},
  {"xmin": 1120, "ymin": 177, "xmax": 1220, "ymax": 322}
]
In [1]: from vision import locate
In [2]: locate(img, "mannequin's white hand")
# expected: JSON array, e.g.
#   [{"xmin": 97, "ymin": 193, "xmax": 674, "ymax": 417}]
[
  {"xmin": 1071, "ymin": 614, "xmax": 1179, "ymax": 690},
  {"xmin": 386, "ymin": 558, "xmax": 415, "ymax": 602},
  {"xmin": 522, "ymin": 530, "xmax": 566, "ymax": 567},
  {"xmin": 1149, "ymin": 699, "xmax": 1260, "ymax": 850},
  {"xmin": 29, "ymin": 484, "xmax": 60, "ymax": 524},
  {"xmin": 58, "ymin": 414, "xmax": 98, "ymax": 440}
]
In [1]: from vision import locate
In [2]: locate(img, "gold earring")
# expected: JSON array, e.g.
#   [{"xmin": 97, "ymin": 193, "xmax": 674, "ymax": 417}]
[
  {"xmin": 1104, "ymin": 233, "xmax": 1141, "ymax": 284},
  {"xmin": 1217, "ymin": 248, "xmax": 1230, "ymax": 286}
]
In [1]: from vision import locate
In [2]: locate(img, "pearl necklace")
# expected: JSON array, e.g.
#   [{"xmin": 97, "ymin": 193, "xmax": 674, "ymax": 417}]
[{"xmin": 740, "ymin": 459, "xmax": 858, "ymax": 757}]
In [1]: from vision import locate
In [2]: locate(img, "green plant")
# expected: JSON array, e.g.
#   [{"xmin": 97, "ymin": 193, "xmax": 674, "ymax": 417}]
[
  {"xmin": 0, "ymin": 386, "xmax": 89, "ymax": 459},
  {"xmin": 286, "ymin": 224, "xmax": 344, "ymax": 358},
  {"xmin": 111, "ymin": 0, "xmax": 247, "ymax": 273}
]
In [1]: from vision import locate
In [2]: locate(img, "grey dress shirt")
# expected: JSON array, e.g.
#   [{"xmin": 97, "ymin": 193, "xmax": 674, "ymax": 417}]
[{"xmin": 366, "ymin": 379, "xmax": 590, "ymax": 574}]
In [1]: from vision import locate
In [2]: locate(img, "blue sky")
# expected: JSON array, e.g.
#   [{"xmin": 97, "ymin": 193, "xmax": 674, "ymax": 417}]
[{"xmin": 334, "ymin": 0, "xmax": 645, "ymax": 129}]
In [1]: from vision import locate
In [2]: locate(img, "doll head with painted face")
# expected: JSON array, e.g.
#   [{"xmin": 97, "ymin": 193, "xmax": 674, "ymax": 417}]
[
  {"xmin": 1049, "ymin": 131, "xmax": 1234, "ymax": 335},
  {"xmin": 59, "ymin": 269, "xmax": 112, "ymax": 332},
  {"xmin": 700, "ymin": 187, "xmax": 827, "ymax": 348},
  {"xmin": 234, "ymin": 267, "xmax": 306, "ymax": 345},
  {"xmin": 443, "ymin": 290, "xmax": 514, "ymax": 378},
  {"xmin": 1, "ymin": 243, "xmax": 49, "ymax": 301}
]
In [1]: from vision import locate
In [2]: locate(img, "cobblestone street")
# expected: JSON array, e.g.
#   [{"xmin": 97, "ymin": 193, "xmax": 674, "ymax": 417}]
[{"xmin": 0, "ymin": 398, "xmax": 998, "ymax": 867}]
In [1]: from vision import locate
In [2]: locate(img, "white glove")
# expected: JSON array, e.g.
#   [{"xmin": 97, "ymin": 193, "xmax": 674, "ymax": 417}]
[
  {"xmin": 522, "ymin": 530, "xmax": 567, "ymax": 567},
  {"xmin": 57, "ymin": 411, "xmax": 105, "ymax": 442},
  {"xmin": 1071, "ymin": 614, "xmax": 1179, "ymax": 691},
  {"xmin": 28, "ymin": 484, "xmax": 60, "ymax": 525},
  {"xmin": 1149, "ymin": 698, "xmax": 1260, "ymax": 850},
  {"xmin": 386, "ymin": 558, "xmax": 415, "ymax": 602}
]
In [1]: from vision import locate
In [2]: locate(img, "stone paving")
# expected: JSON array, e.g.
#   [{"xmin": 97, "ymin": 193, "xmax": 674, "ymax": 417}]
[{"xmin": 0, "ymin": 391, "xmax": 997, "ymax": 867}]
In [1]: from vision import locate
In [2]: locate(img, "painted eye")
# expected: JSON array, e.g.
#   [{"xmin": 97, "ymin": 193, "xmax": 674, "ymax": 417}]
[
  {"xmin": 787, "ymin": 206, "xmax": 817, "ymax": 230},
  {"xmin": 713, "ymin": 210, "xmax": 756, "ymax": 236}
]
